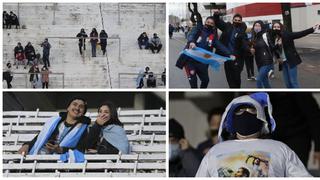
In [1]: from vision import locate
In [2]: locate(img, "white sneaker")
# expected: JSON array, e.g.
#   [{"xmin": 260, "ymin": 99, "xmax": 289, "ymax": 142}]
[{"xmin": 268, "ymin": 70, "xmax": 275, "ymax": 79}]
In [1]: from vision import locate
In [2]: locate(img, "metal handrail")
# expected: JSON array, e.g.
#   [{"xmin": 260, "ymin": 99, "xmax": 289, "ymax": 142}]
[
  {"xmin": 118, "ymin": 72, "xmax": 165, "ymax": 88},
  {"xmin": 9, "ymin": 72, "xmax": 65, "ymax": 88}
]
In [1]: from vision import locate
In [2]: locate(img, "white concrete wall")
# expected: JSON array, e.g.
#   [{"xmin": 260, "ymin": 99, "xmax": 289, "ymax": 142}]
[
  {"xmin": 291, "ymin": 4, "xmax": 320, "ymax": 31},
  {"xmin": 169, "ymin": 99, "xmax": 208, "ymax": 147}
]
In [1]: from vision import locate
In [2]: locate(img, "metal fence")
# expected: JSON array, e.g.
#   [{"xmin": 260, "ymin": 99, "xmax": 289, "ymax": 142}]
[
  {"xmin": 118, "ymin": 73, "xmax": 165, "ymax": 88},
  {"xmin": 5, "ymin": 72, "xmax": 65, "ymax": 89}
]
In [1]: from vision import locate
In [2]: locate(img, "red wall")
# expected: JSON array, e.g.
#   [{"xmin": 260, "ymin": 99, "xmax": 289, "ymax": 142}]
[{"xmin": 227, "ymin": 3, "xmax": 282, "ymax": 17}]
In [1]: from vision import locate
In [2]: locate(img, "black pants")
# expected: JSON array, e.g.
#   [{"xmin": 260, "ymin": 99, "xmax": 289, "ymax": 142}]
[
  {"xmin": 3, "ymin": 73, "xmax": 13, "ymax": 88},
  {"xmin": 101, "ymin": 43, "xmax": 107, "ymax": 55},
  {"xmin": 150, "ymin": 44, "xmax": 162, "ymax": 53},
  {"xmin": 169, "ymin": 32, "xmax": 173, "ymax": 39},
  {"xmin": 42, "ymin": 82, "xmax": 49, "ymax": 89},
  {"xmin": 43, "ymin": 54, "xmax": 50, "ymax": 67},
  {"xmin": 79, "ymin": 43, "xmax": 86, "ymax": 55},
  {"xmin": 185, "ymin": 60, "xmax": 209, "ymax": 88},
  {"xmin": 224, "ymin": 57, "xmax": 243, "ymax": 88},
  {"xmin": 244, "ymin": 55, "xmax": 255, "ymax": 78}
]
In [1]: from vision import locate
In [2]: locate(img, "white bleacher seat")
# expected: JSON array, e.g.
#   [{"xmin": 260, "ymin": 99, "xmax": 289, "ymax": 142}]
[{"xmin": 3, "ymin": 108, "xmax": 166, "ymax": 177}]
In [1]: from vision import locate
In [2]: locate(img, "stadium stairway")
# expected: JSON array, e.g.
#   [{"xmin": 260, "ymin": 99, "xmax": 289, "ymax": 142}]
[{"xmin": 3, "ymin": 3, "xmax": 165, "ymax": 88}]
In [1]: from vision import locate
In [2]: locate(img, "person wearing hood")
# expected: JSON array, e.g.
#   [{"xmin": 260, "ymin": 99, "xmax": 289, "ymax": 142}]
[
  {"xmin": 196, "ymin": 92, "xmax": 311, "ymax": 177},
  {"xmin": 213, "ymin": 13, "xmax": 249, "ymax": 88},
  {"xmin": 18, "ymin": 97, "xmax": 91, "ymax": 162},
  {"xmin": 250, "ymin": 21, "xmax": 274, "ymax": 88},
  {"xmin": 137, "ymin": 32, "xmax": 149, "ymax": 49},
  {"xmin": 76, "ymin": 28, "xmax": 88, "ymax": 55},
  {"xmin": 99, "ymin": 30, "xmax": 108, "ymax": 55},
  {"xmin": 270, "ymin": 22, "xmax": 319, "ymax": 88},
  {"xmin": 86, "ymin": 101, "xmax": 129, "ymax": 154},
  {"xmin": 176, "ymin": 16, "xmax": 234, "ymax": 89},
  {"xmin": 169, "ymin": 118, "xmax": 202, "ymax": 177}
]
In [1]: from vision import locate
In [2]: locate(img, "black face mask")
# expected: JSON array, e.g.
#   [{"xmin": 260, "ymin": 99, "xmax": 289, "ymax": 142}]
[
  {"xmin": 273, "ymin": 29, "xmax": 281, "ymax": 36},
  {"xmin": 233, "ymin": 111, "xmax": 263, "ymax": 136},
  {"xmin": 233, "ymin": 22, "xmax": 241, "ymax": 28},
  {"xmin": 205, "ymin": 24, "xmax": 214, "ymax": 30}
]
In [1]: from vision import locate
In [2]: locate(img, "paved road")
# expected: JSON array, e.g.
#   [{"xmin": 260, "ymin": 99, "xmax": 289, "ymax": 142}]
[{"xmin": 169, "ymin": 32, "xmax": 320, "ymax": 88}]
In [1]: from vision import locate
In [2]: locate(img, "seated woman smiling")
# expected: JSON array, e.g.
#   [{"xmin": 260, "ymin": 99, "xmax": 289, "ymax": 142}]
[{"xmin": 86, "ymin": 101, "xmax": 129, "ymax": 154}]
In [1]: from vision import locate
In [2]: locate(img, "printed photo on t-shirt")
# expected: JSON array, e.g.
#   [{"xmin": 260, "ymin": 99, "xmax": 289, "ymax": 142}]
[{"xmin": 216, "ymin": 151, "xmax": 271, "ymax": 177}]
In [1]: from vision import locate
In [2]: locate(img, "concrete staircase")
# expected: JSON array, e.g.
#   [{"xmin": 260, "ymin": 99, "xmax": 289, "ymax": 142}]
[{"xmin": 3, "ymin": 3, "xmax": 165, "ymax": 88}]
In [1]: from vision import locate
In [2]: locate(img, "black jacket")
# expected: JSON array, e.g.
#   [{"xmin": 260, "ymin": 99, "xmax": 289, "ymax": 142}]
[
  {"xmin": 85, "ymin": 122, "xmax": 120, "ymax": 154},
  {"xmin": 213, "ymin": 13, "xmax": 249, "ymax": 57},
  {"xmin": 269, "ymin": 93, "xmax": 320, "ymax": 152},
  {"xmin": 281, "ymin": 28, "xmax": 314, "ymax": 67},
  {"xmin": 76, "ymin": 31, "xmax": 88, "ymax": 43},
  {"xmin": 24, "ymin": 112, "xmax": 91, "ymax": 153},
  {"xmin": 99, "ymin": 31, "xmax": 108, "ymax": 45},
  {"xmin": 25, "ymin": 45, "xmax": 35, "ymax": 56},
  {"xmin": 251, "ymin": 21, "xmax": 274, "ymax": 68}
]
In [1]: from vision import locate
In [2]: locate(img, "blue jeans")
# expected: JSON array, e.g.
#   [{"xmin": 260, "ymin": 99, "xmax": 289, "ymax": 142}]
[
  {"xmin": 256, "ymin": 64, "xmax": 273, "ymax": 88},
  {"xmin": 91, "ymin": 42, "xmax": 97, "ymax": 57},
  {"xmin": 282, "ymin": 61, "xmax": 299, "ymax": 88}
]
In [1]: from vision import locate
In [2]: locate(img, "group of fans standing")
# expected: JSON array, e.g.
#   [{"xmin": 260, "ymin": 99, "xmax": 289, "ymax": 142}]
[{"xmin": 175, "ymin": 9, "xmax": 319, "ymax": 88}]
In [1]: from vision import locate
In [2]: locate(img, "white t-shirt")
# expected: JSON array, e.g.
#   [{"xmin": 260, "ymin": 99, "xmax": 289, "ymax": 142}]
[{"xmin": 196, "ymin": 139, "xmax": 311, "ymax": 177}]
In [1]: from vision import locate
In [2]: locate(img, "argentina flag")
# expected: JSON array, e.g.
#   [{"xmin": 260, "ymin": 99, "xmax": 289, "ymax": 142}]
[{"xmin": 181, "ymin": 47, "xmax": 233, "ymax": 71}]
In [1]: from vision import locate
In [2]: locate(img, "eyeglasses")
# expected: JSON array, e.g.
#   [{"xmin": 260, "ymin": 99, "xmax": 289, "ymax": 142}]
[{"xmin": 234, "ymin": 107, "xmax": 257, "ymax": 115}]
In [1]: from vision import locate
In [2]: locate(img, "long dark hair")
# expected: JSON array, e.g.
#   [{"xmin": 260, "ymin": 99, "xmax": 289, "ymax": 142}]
[{"xmin": 98, "ymin": 101, "xmax": 123, "ymax": 127}]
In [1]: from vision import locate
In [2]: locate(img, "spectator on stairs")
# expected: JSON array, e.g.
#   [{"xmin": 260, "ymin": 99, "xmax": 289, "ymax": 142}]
[
  {"xmin": 28, "ymin": 64, "xmax": 40, "ymax": 88},
  {"xmin": 14, "ymin": 42, "xmax": 27, "ymax": 69},
  {"xmin": 41, "ymin": 66, "xmax": 51, "ymax": 89},
  {"xmin": 18, "ymin": 97, "xmax": 91, "ymax": 163},
  {"xmin": 90, "ymin": 28, "xmax": 99, "ymax": 57},
  {"xmin": 86, "ymin": 101, "xmax": 129, "ymax": 154},
  {"xmin": 149, "ymin": 33, "xmax": 162, "ymax": 54},
  {"xmin": 25, "ymin": 42, "xmax": 36, "ymax": 66},
  {"xmin": 41, "ymin": 38, "xmax": 51, "ymax": 67},
  {"xmin": 3, "ymin": 11, "xmax": 10, "ymax": 29},
  {"xmin": 99, "ymin": 29, "xmax": 108, "ymax": 55},
  {"xmin": 8, "ymin": 11, "xmax": 19, "ymax": 29},
  {"xmin": 3, "ymin": 62, "xmax": 13, "ymax": 89},
  {"xmin": 76, "ymin": 28, "xmax": 88, "ymax": 55},
  {"xmin": 137, "ymin": 32, "xmax": 149, "ymax": 50}
]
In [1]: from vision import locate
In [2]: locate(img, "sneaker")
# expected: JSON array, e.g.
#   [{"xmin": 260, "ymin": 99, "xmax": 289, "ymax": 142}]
[{"xmin": 268, "ymin": 70, "xmax": 275, "ymax": 79}]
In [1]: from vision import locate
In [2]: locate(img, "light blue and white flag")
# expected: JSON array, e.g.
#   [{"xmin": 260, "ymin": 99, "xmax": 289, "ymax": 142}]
[
  {"xmin": 29, "ymin": 116, "xmax": 87, "ymax": 163},
  {"xmin": 181, "ymin": 47, "xmax": 233, "ymax": 71},
  {"xmin": 102, "ymin": 124, "xmax": 130, "ymax": 154}
]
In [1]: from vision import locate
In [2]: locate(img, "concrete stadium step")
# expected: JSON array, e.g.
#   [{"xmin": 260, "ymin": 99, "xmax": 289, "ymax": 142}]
[{"xmin": 3, "ymin": 3, "xmax": 165, "ymax": 88}]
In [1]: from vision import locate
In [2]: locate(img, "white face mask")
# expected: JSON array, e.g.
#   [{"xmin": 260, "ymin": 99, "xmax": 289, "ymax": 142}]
[{"xmin": 169, "ymin": 143, "xmax": 181, "ymax": 161}]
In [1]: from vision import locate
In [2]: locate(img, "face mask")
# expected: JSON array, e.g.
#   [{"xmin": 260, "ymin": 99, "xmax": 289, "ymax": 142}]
[
  {"xmin": 233, "ymin": 111, "xmax": 263, "ymax": 136},
  {"xmin": 169, "ymin": 143, "xmax": 181, "ymax": 161},
  {"xmin": 254, "ymin": 27, "xmax": 262, "ymax": 33},
  {"xmin": 205, "ymin": 24, "xmax": 214, "ymax": 30},
  {"xmin": 273, "ymin": 29, "xmax": 281, "ymax": 35},
  {"xmin": 233, "ymin": 22, "xmax": 241, "ymax": 27}
]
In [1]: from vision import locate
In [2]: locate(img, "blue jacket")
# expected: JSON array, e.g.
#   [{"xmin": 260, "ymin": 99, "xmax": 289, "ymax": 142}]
[{"xmin": 187, "ymin": 21, "xmax": 231, "ymax": 56}]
